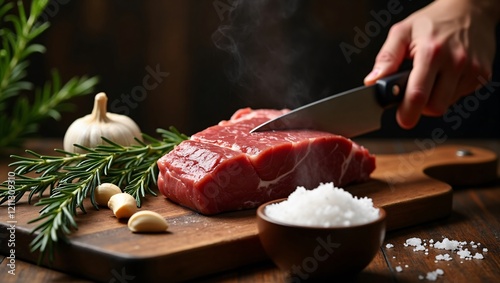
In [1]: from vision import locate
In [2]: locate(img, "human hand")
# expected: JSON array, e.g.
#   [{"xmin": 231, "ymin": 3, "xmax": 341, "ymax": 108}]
[{"xmin": 364, "ymin": 0, "xmax": 500, "ymax": 129}]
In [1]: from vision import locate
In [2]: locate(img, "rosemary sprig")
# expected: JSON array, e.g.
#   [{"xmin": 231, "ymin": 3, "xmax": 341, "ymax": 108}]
[
  {"xmin": 0, "ymin": 0, "xmax": 99, "ymax": 149},
  {"xmin": 0, "ymin": 0, "xmax": 48, "ymax": 98},
  {"xmin": 0, "ymin": 127, "xmax": 189, "ymax": 262}
]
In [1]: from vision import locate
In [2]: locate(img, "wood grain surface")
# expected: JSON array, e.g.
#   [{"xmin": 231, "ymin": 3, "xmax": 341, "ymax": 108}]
[{"xmin": 0, "ymin": 140, "xmax": 498, "ymax": 282}]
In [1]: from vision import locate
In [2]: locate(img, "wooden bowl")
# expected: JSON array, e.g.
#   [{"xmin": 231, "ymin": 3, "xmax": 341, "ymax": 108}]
[{"xmin": 256, "ymin": 198, "xmax": 386, "ymax": 281}]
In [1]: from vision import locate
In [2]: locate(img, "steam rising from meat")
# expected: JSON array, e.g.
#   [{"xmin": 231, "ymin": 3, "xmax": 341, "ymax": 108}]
[{"xmin": 212, "ymin": 0, "xmax": 331, "ymax": 108}]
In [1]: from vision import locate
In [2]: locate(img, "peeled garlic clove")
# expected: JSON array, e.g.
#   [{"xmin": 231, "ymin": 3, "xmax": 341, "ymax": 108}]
[
  {"xmin": 128, "ymin": 211, "xmax": 169, "ymax": 233},
  {"xmin": 108, "ymin": 193, "xmax": 138, "ymax": 219},
  {"xmin": 63, "ymin": 92, "xmax": 142, "ymax": 153},
  {"xmin": 95, "ymin": 183, "xmax": 122, "ymax": 206}
]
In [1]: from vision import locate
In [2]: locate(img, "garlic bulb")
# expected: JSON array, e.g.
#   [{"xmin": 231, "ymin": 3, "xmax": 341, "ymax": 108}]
[{"xmin": 63, "ymin": 92, "xmax": 142, "ymax": 153}]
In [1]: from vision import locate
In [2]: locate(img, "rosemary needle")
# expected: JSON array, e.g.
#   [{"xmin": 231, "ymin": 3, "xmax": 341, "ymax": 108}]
[{"xmin": 0, "ymin": 127, "xmax": 188, "ymax": 263}]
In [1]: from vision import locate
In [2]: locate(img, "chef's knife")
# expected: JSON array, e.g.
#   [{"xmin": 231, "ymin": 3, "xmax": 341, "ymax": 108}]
[{"xmin": 250, "ymin": 71, "xmax": 410, "ymax": 137}]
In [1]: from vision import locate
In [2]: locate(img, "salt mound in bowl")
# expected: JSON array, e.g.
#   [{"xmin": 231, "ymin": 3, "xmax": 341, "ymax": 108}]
[{"xmin": 256, "ymin": 183, "xmax": 386, "ymax": 280}]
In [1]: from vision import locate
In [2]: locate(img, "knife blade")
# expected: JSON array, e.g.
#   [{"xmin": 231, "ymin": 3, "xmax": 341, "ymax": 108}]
[{"xmin": 250, "ymin": 71, "xmax": 410, "ymax": 137}]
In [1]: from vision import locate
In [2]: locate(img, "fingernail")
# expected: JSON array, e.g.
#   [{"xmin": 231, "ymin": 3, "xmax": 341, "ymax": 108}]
[{"xmin": 364, "ymin": 68, "xmax": 381, "ymax": 82}]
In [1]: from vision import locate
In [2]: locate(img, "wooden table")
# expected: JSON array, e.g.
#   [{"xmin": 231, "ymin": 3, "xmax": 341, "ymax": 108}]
[{"xmin": 1, "ymin": 139, "xmax": 499, "ymax": 282}]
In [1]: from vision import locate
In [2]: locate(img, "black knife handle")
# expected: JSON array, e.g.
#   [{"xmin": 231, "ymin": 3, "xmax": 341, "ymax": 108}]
[{"xmin": 375, "ymin": 70, "xmax": 410, "ymax": 109}]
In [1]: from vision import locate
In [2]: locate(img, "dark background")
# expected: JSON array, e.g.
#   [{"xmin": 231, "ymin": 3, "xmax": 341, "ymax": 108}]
[{"xmin": 24, "ymin": 0, "xmax": 499, "ymax": 139}]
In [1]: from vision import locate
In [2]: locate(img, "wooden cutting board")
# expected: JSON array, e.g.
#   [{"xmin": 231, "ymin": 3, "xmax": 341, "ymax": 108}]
[{"xmin": 0, "ymin": 144, "xmax": 497, "ymax": 282}]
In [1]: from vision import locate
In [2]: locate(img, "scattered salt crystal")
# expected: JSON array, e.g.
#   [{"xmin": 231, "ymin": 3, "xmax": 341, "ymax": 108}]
[
  {"xmin": 413, "ymin": 245, "xmax": 426, "ymax": 252},
  {"xmin": 395, "ymin": 266, "xmax": 403, "ymax": 272},
  {"xmin": 429, "ymin": 239, "xmax": 434, "ymax": 244},
  {"xmin": 405, "ymin": 264, "xmax": 409, "ymax": 268},
  {"xmin": 386, "ymin": 243, "xmax": 394, "ymax": 249},
  {"xmin": 473, "ymin": 253, "xmax": 484, "ymax": 260},
  {"xmin": 418, "ymin": 275, "xmax": 425, "ymax": 280},
  {"xmin": 265, "ymin": 183, "xmax": 379, "ymax": 227},
  {"xmin": 406, "ymin": 237, "xmax": 427, "ymax": 252},
  {"xmin": 483, "ymin": 248, "xmax": 488, "ymax": 252},
  {"xmin": 434, "ymin": 238, "xmax": 461, "ymax": 251},
  {"xmin": 472, "ymin": 245, "xmax": 478, "ymax": 248},
  {"xmin": 470, "ymin": 241, "xmax": 475, "ymax": 245},
  {"xmin": 426, "ymin": 269, "xmax": 444, "ymax": 281},
  {"xmin": 435, "ymin": 254, "xmax": 452, "ymax": 261},
  {"xmin": 458, "ymin": 250, "xmax": 471, "ymax": 259},
  {"xmin": 406, "ymin": 237, "xmax": 422, "ymax": 247}
]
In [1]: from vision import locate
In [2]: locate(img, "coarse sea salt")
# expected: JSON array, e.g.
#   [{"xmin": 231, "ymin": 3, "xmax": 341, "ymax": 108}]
[
  {"xmin": 264, "ymin": 183, "xmax": 379, "ymax": 227},
  {"xmin": 392, "ymin": 237, "xmax": 488, "ymax": 281},
  {"xmin": 405, "ymin": 237, "xmax": 427, "ymax": 252},
  {"xmin": 473, "ymin": 253, "xmax": 484, "ymax": 259},
  {"xmin": 457, "ymin": 249, "xmax": 471, "ymax": 259},
  {"xmin": 435, "ymin": 254, "xmax": 452, "ymax": 261},
  {"xmin": 403, "ymin": 237, "xmax": 486, "ymax": 262},
  {"xmin": 434, "ymin": 238, "xmax": 465, "ymax": 251},
  {"xmin": 425, "ymin": 269, "xmax": 444, "ymax": 281},
  {"xmin": 405, "ymin": 237, "xmax": 422, "ymax": 247}
]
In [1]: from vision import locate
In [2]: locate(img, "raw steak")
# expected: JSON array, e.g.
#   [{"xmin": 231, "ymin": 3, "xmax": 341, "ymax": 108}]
[{"xmin": 157, "ymin": 108, "xmax": 376, "ymax": 214}]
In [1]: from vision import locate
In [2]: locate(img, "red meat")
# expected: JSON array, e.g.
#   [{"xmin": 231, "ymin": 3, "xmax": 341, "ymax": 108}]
[{"xmin": 157, "ymin": 108, "xmax": 376, "ymax": 214}]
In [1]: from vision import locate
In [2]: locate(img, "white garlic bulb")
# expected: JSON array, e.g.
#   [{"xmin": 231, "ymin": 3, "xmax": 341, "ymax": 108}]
[{"xmin": 63, "ymin": 92, "xmax": 142, "ymax": 153}]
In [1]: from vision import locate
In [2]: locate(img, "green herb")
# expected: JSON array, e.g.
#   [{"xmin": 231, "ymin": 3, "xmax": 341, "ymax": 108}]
[
  {"xmin": 0, "ymin": 0, "xmax": 99, "ymax": 149},
  {"xmin": 0, "ymin": 127, "xmax": 189, "ymax": 262}
]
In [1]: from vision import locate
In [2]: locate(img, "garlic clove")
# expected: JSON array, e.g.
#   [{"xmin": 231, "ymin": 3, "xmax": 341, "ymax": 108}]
[
  {"xmin": 63, "ymin": 92, "xmax": 142, "ymax": 153},
  {"xmin": 108, "ymin": 193, "xmax": 138, "ymax": 219},
  {"xmin": 128, "ymin": 211, "xmax": 169, "ymax": 233},
  {"xmin": 95, "ymin": 183, "xmax": 122, "ymax": 206}
]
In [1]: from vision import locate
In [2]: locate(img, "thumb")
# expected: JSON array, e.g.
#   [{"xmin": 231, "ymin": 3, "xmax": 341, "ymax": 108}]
[{"xmin": 364, "ymin": 23, "xmax": 411, "ymax": 85}]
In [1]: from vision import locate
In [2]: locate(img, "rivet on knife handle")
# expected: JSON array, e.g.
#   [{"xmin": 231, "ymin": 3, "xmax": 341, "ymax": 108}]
[{"xmin": 375, "ymin": 71, "xmax": 410, "ymax": 108}]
